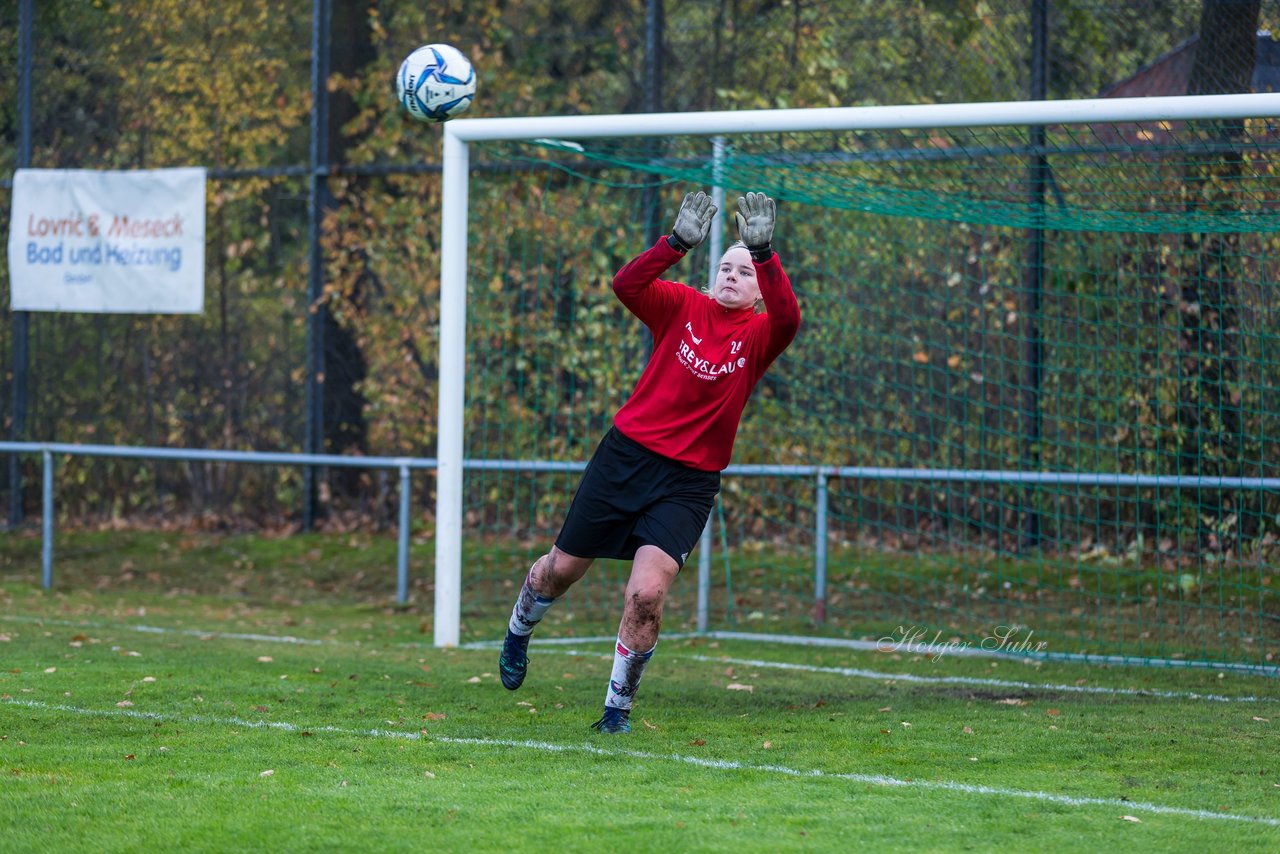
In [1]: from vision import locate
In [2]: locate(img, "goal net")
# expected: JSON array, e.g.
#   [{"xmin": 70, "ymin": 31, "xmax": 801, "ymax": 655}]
[{"xmin": 437, "ymin": 96, "xmax": 1280, "ymax": 673}]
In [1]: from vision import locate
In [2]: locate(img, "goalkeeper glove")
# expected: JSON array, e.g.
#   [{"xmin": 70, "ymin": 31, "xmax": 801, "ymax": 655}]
[
  {"xmin": 734, "ymin": 192, "xmax": 776, "ymax": 262},
  {"xmin": 667, "ymin": 190, "xmax": 716, "ymax": 253}
]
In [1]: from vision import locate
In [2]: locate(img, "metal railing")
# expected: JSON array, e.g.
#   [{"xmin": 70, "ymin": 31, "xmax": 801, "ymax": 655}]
[
  {"xmin": 1, "ymin": 442, "xmax": 436, "ymax": 602},
  {"xmin": 5, "ymin": 441, "xmax": 1280, "ymax": 630}
]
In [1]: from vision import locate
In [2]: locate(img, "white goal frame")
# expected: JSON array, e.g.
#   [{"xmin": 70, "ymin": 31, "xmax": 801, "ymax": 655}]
[{"xmin": 434, "ymin": 92, "xmax": 1280, "ymax": 647}]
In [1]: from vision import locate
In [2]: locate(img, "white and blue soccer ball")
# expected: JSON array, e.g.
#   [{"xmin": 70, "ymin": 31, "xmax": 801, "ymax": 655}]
[{"xmin": 397, "ymin": 43, "xmax": 476, "ymax": 122}]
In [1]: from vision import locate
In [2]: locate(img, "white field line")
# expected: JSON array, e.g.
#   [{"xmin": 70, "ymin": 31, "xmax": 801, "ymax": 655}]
[
  {"xmin": 530, "ymin": 647, "xmax": 1274, "ymax": 704},
  {"xmin": 4, "ymin": 697, "xmax": 1278, "ymax": 829},
  {"xmin": 3, "ymin": 614, "xmax": 1270, "ymax": 703},
  {"xmin": 700, "ymin": 631, "xmax": 1280, "ymax": 677},
  {"xmin": 0, "ymin": 614, "xmax": 327, "ymax": 646},
  {"xmin": 464, "ymin": 639, "xmax": 1274, "ymax": 704},
  {"xmin": 479, "ymin": 630, "xmax": 1280, "ymax": 677}
]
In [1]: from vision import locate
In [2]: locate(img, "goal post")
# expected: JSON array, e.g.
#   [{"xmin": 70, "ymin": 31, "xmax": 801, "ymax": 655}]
[
  {"xmin": 434, "ymin": 93, "xmax": 1280, "ymax": 664},
  {"xmin": 435, "ymin": 128, "xmax": 471, "ymax": 649}
]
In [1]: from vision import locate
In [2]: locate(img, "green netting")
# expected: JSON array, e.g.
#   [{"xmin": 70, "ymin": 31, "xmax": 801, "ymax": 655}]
[
  {"xmin": 459, "ymin": 118, "xmax": 1280, "ymax": 673},
  {"xmin": 531, "ymin": 119, "xmax": 1280, "ymax": 234}
]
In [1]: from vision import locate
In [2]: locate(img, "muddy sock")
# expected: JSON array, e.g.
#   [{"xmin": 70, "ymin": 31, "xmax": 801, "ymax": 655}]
[
  {"xmin": 604, "ymin": 637, "xmax": 655, "ymax": 711},
  {"xmin": 507, "ymin": 574, "xmax": 555, "ymax": 636}
]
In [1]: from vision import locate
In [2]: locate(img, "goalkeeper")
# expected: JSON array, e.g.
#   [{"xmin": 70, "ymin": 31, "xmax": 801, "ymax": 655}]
[{"xmin": 499, "ymin": 190, "xmax": 801, "ymax": 733}]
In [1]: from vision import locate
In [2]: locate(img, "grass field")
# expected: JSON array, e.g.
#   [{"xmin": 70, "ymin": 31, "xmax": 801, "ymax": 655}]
[{"xmin": 2, "ymin": 529, "xmax": 1279, "ymax": 852}]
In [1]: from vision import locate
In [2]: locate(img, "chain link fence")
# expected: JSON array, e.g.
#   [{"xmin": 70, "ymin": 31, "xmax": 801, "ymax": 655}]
[{"xmin": 2, "ymin": 0, "xmax": 1276, "ymax": 528}]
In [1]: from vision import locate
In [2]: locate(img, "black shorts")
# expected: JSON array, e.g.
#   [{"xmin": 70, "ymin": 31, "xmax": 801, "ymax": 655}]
[{"xmin": 555, "ymin": 427, "xmax": 720, "ymax": 569}]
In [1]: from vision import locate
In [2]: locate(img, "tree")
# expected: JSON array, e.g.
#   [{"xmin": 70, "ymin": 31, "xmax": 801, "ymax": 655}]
[
  {"xmin": 1178, "ymin": 0, "xmax": 1260, "ymax": 549},
  {"xmin": 322, "ymin": 1, "xmax": 376, "ymax": 472}
]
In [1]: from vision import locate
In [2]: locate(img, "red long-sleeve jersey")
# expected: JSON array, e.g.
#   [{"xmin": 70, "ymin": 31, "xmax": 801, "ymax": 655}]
[{"xmin": 610, "ymin": 238, "xmax": 801, "ymax": 471}]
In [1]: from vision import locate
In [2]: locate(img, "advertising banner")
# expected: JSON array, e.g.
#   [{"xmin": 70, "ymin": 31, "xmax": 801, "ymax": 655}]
[{"xmin": 8, "ymin": 167, "xmax": 206, "ymax": 313}]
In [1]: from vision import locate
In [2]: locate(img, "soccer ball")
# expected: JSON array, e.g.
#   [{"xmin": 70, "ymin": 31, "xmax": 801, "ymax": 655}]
[{"xmin": 397, "ymin": 43, "xmax": 476, "ymax": 123}]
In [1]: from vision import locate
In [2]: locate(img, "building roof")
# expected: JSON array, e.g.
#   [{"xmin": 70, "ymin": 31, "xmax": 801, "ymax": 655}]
[{"xmin": 1100, "ymin": 31, "xmax": 1280, "ymax": 98}]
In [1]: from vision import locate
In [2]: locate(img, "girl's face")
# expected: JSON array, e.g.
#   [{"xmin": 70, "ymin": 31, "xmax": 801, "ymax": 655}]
[{"xmin": 712, "ymin": 245, "xmax": 761, "ymax": 310}]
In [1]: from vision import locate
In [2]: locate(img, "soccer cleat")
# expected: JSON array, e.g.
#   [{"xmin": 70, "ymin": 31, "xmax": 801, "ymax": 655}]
[
  {"xmin": 499, "ymin": 629, "xmax": 531, "ymax": 690},
  {"xmin": 589, "ymin": 705, "xmax": 631, "ymax": 734}
]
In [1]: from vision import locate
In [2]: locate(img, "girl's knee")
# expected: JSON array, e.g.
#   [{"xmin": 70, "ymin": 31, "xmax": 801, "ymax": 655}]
[
  {"xmin": 535, "ymin": 547, "xmax": 591, "ymax": 595},
  {"xmin": 625, "ymin": 587, "xmax": 666, "ymax": 623}
]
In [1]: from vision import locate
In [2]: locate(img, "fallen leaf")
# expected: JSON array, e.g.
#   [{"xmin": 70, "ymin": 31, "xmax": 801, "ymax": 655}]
[
  {"xmin": 1121, "ymin": 815, "xmax": 1141, "ymax": 823},
  {"xmin": 260, "ymin": 769, "xmax": 274, "ymax": 778},
  {"xmin": 124, "ymin": 754, "xmax": 135, "ymax": 761},
  {"xmin": 423, "ymin": 770, "xmax": 436, "ymax": 779},
  {"xmin": 424, "ymin": 712, "xmax": 447, "ymax": 721},
  {"xmin": 1252, "ymin": 716, "xmax": 1270, "ymax": 723},
  {"xmin": 995, "ymin": 698, "xmax": 1028, "ymax": 706},
  {"xmin": 878, "ymin": 706, "xmax": 891, "ymax": 712},
  {"xmin": 880, "ymin": 729, "xmax": 892, "ymax": 734},
  {"xmin": 116, "ymin": 700, "xmax": 134, "ymax": 708},
  {"xmin": 726, "ymin": 683, "xmax": 754, "ymax": 693},
  {"xmin": 762, "ymin": 740, "xmax": 773, "ymax": 749},
  {"xmin": 467, "ymin": 677, "xmax": 482, "ymax": 684},
  {"xmin": 642, "ymin": 719, "xmax": 658, "ymax": 730},
  {"xmin": 1047, "ymin": 708, "xmax": 1061, "ymax": 716},
  {"xmin": 963, "ymin": 726, "xmax": 974, "ymax": 734},
  {"xmin": 900, "ymin": 721, "xmax": 912, "ymax": 728},
  {"xmin": 257, "ymin": 656, "xmax": 273, "ymax": 663},
  {"xmin": 142, "ymin": 677, "xmax": 156, "ymax": 683},
  {"xmin": 689, "ymin": 739, "xmax": 706, "ymax": 746}
]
